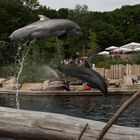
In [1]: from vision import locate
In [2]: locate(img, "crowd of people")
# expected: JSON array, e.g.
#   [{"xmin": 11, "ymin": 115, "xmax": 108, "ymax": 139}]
[
  {"xmin": 62, "ymin": 57, "xmax": 91, "ymax": 68},
  {"xmin": 61, "ymin": 56, "xmax": 97, "ymax": 91}
]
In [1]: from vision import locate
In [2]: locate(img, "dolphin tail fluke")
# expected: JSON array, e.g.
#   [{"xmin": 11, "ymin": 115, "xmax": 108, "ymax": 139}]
[{"xmin": 102, "ymin": 82, "xmax": 108, "ymax": 98}]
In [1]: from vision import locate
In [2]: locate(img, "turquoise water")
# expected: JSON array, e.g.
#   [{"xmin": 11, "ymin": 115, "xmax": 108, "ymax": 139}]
[{"xmin": 0, "ymin": 94, "xmax": 139, "ymax": 128}]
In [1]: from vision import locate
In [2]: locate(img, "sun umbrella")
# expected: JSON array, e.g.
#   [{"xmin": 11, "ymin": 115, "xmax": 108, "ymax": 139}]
[
  {"xmin": 105, "ymin": 46, "xmax": 118, "ymax": 51},
  {"xmin": 111, "ymin": 47, "xmax": 132, "ymax": 54},
  {"xmin": 134, "ymin": 48, "xmax": 140, "ymax": 52},
  {"xmin": 97, "ymin": 51, "xmax": 110, "ymax": 56},
  {"xmin": 121, "ymin": 42, "xmax": 140, "ymax": 49}
]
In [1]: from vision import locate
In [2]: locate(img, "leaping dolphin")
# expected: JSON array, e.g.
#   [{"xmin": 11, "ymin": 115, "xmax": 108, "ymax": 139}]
[
  {"xmin": 56, "ymin": 65, "xmax": 108, "ymax": 97},
  {"xmin": 9, "ymin": 15, "xmax": 82, "ymax": 40}
]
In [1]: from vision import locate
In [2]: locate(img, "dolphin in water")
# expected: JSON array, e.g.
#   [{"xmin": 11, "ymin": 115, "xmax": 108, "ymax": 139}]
[
  {"xmin": 56, "ymin": 65, "xmax": 108, "ymax": 97},
  {"xmin": 9, "ymin": 15, "xmax": 82, "ymax": 40}
]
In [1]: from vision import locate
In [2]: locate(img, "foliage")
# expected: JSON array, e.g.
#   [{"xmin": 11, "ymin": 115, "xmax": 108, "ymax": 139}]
[
  {"xmin": 88, "ymin": 29, "xmax": 101, "ymax": 53},
  {"xmin": 0, "ymin": 0, "xmax": 140, "ymax": 73},
  {"xmin": 0, "ymin": 64, "xmax": 16, "ymax": 77},
  {"xmin": 92, "ymin": 55, "xmax": 136, "ymax": 69},
  {"xmin": 51, "ymin": 39, "xmax": 65, "ymax": 65},
  {"xmin": 132, "ymin": 53, "xmax": 140, "ymax": 64}
]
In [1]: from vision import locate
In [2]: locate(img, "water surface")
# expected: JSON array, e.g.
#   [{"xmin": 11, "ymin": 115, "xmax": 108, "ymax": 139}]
[{"xmin": 0, "ymin": 94, "xmax": 139, "ymax": 128}]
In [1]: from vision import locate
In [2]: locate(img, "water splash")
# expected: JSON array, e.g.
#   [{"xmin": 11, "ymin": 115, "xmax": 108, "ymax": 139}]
[
  {"xmin": 21, "ymin": 64, "xmax": 59, "ymax": 82},
  {"xmin": 42, "ymin": 65, "xmax": 59, "ymax": 79},
  {"xmin": 51, "ymin": 38, "xmax": 65, "ymax": 65},
  {"xmin": 56, "ymin": 37, "xmax": 62, "ymax": 64},
  {"xmin": 15, "ymin": 40, "xmax": 35, "ymax": 109}
]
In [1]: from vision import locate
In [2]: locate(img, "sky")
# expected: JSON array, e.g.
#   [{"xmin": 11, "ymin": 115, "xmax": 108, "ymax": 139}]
[{"xmin": 38, "ymin": 0, "xmax": 140, "ymax": 12}]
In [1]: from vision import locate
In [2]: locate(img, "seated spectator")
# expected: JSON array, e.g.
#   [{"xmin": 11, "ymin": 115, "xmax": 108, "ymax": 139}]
[
  {"xmin": 79, "ymin": 58, "xmax": 85, "ymax": 67},
  {"xmin": 83, "ymin": 83, "xmax": 92, "ymax": 90}
]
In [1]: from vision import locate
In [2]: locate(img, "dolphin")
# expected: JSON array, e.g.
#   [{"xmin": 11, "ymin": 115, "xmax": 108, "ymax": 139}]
[
  {"xmin": 56, "ymin": 65, "xmax": 108, "ymax": 97},
  {"xmin": 9, "ymin": 15, "xmax": 82, "ymax": 40}
]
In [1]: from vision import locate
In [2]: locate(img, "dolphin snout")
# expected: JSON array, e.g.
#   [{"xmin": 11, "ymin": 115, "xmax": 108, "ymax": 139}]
[{"xmin": 74, "ymin": 29, "xmax": 83, "ymax": 36}]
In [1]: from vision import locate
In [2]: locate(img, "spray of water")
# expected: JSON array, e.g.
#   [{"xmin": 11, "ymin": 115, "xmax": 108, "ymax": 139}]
[
  {"xmin": 56, "ymin": 37, "xmax": 62, "ymax": 64},
  {"xmin": 15, "ymin": 40, "xmax": 35, "ymax": 109},
  {"xmin": 42, "ymin": 65, "xmax": 59, "ymax": 79},
  {"xmin": 14, "ymin": 37, "xmax": 63, "ymax": 110}
]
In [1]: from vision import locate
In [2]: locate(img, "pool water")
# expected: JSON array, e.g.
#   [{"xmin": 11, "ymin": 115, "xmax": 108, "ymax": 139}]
[{"xmin": 0, "ymin": 94, "xmax": 139, "ymax": 128}]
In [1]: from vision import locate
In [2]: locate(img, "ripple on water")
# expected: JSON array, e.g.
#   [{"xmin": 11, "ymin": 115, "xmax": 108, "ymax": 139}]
[{"xmin": 0, "ymin": 94, "xmax": 139, "ymax": 128}]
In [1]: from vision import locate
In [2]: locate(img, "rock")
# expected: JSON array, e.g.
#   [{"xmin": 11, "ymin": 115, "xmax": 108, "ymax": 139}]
[
  {"xmin": 20, "ymin": 83, "xmax": 43, "ymax": 91},
  {"xmin": 0, "ymin": 78, "xmax": 6, "ymax": 83},
  {"xmin": 42, "ymin": 80, "xmax": 50, "ymax": 91},
  {"xmin": 2, "ymin": 77, "xmax": 21, "ymax": 90},
  {"xmin": 69, "ymin": 85, "xmax": 83, "ymax": 91},
  {"xmin": 2, "ymin": 77, "xmax": 17, "ymax": 85},
  {"xmin": 3, "ymin": 84, "xmax": 21, "ymax": 90},
  {"xmin": 0, "ymin": 78, "xmax": 6, "ymax": 87},
  {"xmin": 46, "ymin": 79, "xmax": 69, "ymax": 91}
]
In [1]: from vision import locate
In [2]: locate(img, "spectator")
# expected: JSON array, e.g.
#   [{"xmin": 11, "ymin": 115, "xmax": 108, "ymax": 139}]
[
  {"xmin": 63, "ymin": 58, "xmax": 69, "ymax": 65},
  {"xmin": 79, "ymin": 58, "xmax": 85, "ymax": 66}
]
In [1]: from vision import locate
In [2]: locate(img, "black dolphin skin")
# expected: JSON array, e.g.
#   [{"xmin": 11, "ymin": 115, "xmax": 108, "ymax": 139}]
[{"xmin": 57, "ymin": 65, "xmax": 108, "ymax": 97}]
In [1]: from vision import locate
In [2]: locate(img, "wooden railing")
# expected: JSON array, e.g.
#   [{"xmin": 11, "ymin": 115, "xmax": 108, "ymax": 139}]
[{"xmin": 94, "ymin": 64, "xmax": 140, "ymax": 79}]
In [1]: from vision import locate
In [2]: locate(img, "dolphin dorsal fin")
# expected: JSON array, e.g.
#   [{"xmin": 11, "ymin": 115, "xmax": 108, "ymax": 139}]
[{"xmin": 38, "ymin": 15, "xmax": 50, "ymax": 21}]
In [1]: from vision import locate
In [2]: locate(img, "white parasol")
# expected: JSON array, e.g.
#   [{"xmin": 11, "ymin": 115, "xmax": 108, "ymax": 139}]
[
  {"xmin": 105, "ymin": 46, "xmax": 118, "ymax": 51},
  {"xmin": 111, "ymin": 47, "xmax": 133, "ymax": 54},
  {"xmin": 134, "ymin": 48, "xmax": 140, "ymax": 52},
  {"xmin": 97, "ymin": 51, "xmax": 110, "ymax": 56},
  {"xmin": 121, "ymin": 42, "xmax": 140, "ymax": 49}
]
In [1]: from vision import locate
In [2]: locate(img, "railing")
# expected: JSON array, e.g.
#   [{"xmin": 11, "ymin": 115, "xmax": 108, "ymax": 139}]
[{"xmin": 94, "ymin": 64, "xmax": 140, "ymax": 79}]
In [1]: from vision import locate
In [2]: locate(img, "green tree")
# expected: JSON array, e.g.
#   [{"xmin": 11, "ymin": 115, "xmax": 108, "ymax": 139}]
[
  {"xmin": 58, "ymin": 8, "xmax": 68, "ymax": 18},
  {"xmin": 88, "ymin": 29, "xmax": 100, "ymax": 53},
  {"xmin": 22, "ymin": 0, "xmax": 39, "ymax": 9}
]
